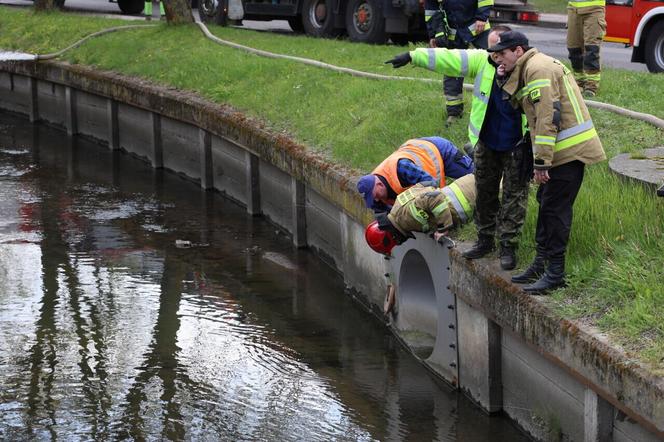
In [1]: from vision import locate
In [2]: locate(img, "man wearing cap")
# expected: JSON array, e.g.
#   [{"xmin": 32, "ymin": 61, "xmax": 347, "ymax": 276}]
[
  {"xmin": 385, "ymin": 25, "xmax": 530, "ymax": 271},
  {"xmin": 487, "ymin": 30, "xmax": 606, "ymax": 293},
  {"xmin": 357, "ymin": 136, "xmax": 474, "ymax": 213}
]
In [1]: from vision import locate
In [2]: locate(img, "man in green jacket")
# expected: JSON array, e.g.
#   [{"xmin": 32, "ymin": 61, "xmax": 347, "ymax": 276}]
[
  {"xmin": 488, "ymin": 30, "xmax": 606, "ymax": 292},
  {"xmin": 385, "ymin": 25, "xmax": 529, "ymax": 271}
]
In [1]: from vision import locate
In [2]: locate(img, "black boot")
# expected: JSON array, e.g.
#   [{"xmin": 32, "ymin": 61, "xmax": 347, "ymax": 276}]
[
  {"xmin": 462, "ymin": 235, "xmax": 495, "ymax": 260},
  {"xmin": 511, "ymin": 251, "xmax": 546, "ymax": 284},
  {"xmin": 523, "ymin": 256, "xmax": 566, "ymax": 293},
  {"xmin": 499, "ymin": 245, "xmax": 516, "ymax": 270}
]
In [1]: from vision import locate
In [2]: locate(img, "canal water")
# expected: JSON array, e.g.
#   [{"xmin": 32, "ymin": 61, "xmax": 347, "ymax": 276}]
[{"xmin": 0, "ymin": 111, "xmax": 529, "ymax": 441}]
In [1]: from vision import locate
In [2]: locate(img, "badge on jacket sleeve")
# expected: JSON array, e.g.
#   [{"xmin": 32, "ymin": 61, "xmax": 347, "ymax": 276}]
[{"xmin": 529, "ymin": 88, "xmax": 541, "ymax": 103}]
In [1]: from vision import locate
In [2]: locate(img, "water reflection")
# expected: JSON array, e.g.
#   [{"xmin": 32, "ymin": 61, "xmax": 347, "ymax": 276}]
[{"xmin": 0, "ymin": 112, "xmax": 529, "ymax": 441}]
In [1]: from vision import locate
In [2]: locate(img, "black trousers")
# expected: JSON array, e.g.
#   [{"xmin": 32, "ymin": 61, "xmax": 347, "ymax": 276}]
[{"xmin": 535, "ymin": 160, "xmax": 585, "ymax": 260}]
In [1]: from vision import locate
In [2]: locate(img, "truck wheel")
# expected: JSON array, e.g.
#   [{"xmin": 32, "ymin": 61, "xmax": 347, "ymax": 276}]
[
  {"xmin": 288, "ymin": 16, "xmax": 305, "ymax": 33},
  {"xmin": 118, "ymin": 0, "xmax": 144, "ymax": 14},
  {"xmin": 645, "ymin": 21, "xmax": 664, "ymax": 73},
  {"xmin": 302, "ymin": 0, "xmax": 340, "ymax": 37},
  {"xmin": 199, "ymin": 0, "xmax": 228, "ymax": 25},
  {"xmin": 345, "ymin": 0, "xmax": 386, "ymax": 44}
]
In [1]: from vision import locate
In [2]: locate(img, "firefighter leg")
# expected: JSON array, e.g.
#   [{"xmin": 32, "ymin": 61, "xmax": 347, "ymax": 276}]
[
  {"xmin": 471, "ymin": 141, "xmax": 502, "ymax": 241},
  {"xmin": 524, "ymin": 161, "xmax": 585, "ymax": 293},
  {"xmin": 582, "ymin": 9, "xmax": 606, "ymax": 94},
  {"xmin": 567, "ymin": 8, "xmax": 585, "ymax": 89},
  {"xmin": 143, "ymin": 0, "xmax": 152, "ymax": 19},
  {"xmin": 443, "ymin": 75, "xmax": 464, "ymax": 120}
]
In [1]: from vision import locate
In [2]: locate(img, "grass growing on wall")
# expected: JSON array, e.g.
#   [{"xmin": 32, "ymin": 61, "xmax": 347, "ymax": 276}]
[{"xmin": 1, "ymin": 7, "xmax": 663, "ymax": 369}]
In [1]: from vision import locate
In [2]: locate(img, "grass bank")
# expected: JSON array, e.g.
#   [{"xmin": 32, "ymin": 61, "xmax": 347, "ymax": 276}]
[
  {"xmin": 528, "ymin": 0, "xmax": 567, "ymax": 14},
  {"xmin": 1, "ymin": 8, "xmax": 663, "ymax": 370}
]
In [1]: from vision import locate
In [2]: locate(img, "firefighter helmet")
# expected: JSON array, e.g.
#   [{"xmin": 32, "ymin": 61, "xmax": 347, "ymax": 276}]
[{"xmin": 365, "ymin": 220, "xmax": 397, "ymax": 255}]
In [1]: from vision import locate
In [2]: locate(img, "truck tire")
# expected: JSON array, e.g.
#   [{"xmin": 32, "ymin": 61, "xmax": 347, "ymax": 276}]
[
  {"xmin": 345, "ymin": 0, "xmax": 386, "ymax": 44},
  {"xmin": 118, "ymin": 0, "xmax": 144, "ymax": 14},
  {"xmin": 644, "ymin": 21, "xmax": 664, "ymax": 73},
  {"xmin": 199, "ymin": 0, "xmax": 228, "ymax": 25},
  {"xmin": 302, "ymin": 0, "xmax": 340, "ymax": 37},
  {"xmin": 288, "ymin": 16, "xmax": 305, "ymax": 33}
]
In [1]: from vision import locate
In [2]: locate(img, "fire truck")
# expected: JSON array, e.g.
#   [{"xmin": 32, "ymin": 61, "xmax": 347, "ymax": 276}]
[
  {"xmin": 198, "ymin": 0, "xmax": 539, "ymax": 44},
  {"xmin": 606, "ymin": 0, "xmax": 664, "ymax": 72}
]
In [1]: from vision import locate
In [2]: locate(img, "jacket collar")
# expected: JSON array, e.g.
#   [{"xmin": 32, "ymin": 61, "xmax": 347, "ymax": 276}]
[{"xmin": 503, "ymin": 48, "xmax": 539, "ymax": 96}]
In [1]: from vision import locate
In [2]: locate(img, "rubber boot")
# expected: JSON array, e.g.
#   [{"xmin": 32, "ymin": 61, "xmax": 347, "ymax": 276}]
[
  {"xmin": 523, "ymin": 256, "xmax": 566, "ymax": 293},
  {"xmin": 499, "ymin": 245, "xmax": 516, "ymax": 271},
  {"xmin": 511, "ymin": 251, "xmax": 546, "ymax": 284},
  {"xmin": 462, "ymin": 235, "xmax": 495, "ymax": 260}
]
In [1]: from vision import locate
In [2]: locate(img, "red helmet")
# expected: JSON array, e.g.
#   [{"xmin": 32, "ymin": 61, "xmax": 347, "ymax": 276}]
[{"xmin": 365, "ymin": 220, "xmax": 397, "ymax": 255}]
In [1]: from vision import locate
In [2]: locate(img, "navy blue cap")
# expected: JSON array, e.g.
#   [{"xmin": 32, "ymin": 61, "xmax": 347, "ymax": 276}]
[
  {"xmin": 487, "ymin": 30, "xmax": 529, "ymax": 52},
  {"xmin": 357, "ymin": 175, "xmax": 376, "ymax": 208}
]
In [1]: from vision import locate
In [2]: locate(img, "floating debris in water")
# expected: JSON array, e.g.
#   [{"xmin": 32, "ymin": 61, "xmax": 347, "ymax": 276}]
[{"xmin": 175, "ymin": 239, "xmax": 209, "ymax": 248}]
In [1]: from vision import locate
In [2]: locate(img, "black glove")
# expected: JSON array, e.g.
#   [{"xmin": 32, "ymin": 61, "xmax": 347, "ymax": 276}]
[
  {"xmin": 385, "ymin": 52, "xmax": 411, "ymax": 68},
  {"xmin": 434, "ymin": 36, "xmax": 448, "ymax": 48}
]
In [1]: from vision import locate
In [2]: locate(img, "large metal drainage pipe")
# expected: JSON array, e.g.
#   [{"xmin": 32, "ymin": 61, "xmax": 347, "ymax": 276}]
[{"xmin": 390, "ymin": 233, "xmax": 459, "ymax": 386}]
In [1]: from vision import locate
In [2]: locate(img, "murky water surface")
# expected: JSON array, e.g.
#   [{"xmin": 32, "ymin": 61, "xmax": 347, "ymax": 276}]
[{"xmin": 0, "ymin": 112, "xmax": 529, "ymax": 441}]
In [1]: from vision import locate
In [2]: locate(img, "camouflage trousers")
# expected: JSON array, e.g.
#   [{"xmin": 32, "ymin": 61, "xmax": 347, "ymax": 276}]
[{"xmin": 473, "ymin": 140, "xmax": 529, "ymax": 248}]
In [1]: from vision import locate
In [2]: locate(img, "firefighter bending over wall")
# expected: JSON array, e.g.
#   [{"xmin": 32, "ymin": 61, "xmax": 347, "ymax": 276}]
[
  {"xmin": 364, "ymin": 174, "xmax": 476, "ymax": 314},
  {"xmin": 357, "ymin": 137, "xmax": 474, "ymax": 213}
]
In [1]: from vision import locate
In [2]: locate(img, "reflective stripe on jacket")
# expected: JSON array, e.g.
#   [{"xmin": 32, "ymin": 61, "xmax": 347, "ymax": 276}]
[
  {"xmin": 372, "ymin": 139, "xmax": 446, "ymax": 194},
  {"xmin": 410, "ymin": 48, "xmax": 527, "ymax": 147},
  {"xmin": 503, "ymin": 49, "xmax": 606, "ymax": 168},
  {"xmin": 387, "ymin": 174, "xmax": 476, "ymax": 235},
  {"xmin": 568, "ymin": 0, "xmax": 605, "ymax": 9}
]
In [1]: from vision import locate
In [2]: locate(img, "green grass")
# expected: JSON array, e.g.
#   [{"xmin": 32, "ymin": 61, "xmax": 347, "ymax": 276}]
[
  {"xmin": 1, "ymin": 8, "xmax": 663, "ymax": 370},
  {"xmin": 528, "ymin": 0, "xmax": 567, "ymax": 14}
]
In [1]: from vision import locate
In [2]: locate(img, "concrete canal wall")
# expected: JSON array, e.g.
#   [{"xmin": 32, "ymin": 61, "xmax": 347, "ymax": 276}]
[{"xmin": 0, "ymin": 61, "xmax": 662, "ymax": 442}]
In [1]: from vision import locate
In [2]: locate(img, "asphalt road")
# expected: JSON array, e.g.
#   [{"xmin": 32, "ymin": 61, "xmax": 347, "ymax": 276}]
[{"xmin": 0, "ymin": 0, "xmax": 648, "ymax": 72}]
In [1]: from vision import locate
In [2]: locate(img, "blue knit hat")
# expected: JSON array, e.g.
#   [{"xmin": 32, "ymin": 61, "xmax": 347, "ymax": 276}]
[{"xmin": 357, "ymin": 175, "xmax": 376, "ymax": 208}]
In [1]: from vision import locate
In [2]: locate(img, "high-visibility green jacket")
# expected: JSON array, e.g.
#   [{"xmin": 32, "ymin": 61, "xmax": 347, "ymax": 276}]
[
  {"xmin": 387, "ymin": 174, "xmax": 476, "ymax": 236},
  {"xmin": 410, "ymin": 47, "xmax": 526, "ymax": 147},
  {"xmin": 502, "ymin": 49, "xmax": 606, "ymax": 169}
]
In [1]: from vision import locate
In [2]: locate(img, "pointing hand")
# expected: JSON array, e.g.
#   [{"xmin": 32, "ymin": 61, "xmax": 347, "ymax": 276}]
[{"xmin": 385, "ymin": 52, "xmax": 411, "ymax": 68}]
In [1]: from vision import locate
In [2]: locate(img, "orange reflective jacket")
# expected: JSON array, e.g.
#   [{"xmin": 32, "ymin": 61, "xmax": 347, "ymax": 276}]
[{"xmin": 372, "ymin": 139, "xmax": 446, "ymax": 194}]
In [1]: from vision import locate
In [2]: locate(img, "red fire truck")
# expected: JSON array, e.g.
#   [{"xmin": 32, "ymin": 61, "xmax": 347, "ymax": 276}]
[{"xmin": 606, "ymin": 0, "xmax": 664, "ymax": 72}]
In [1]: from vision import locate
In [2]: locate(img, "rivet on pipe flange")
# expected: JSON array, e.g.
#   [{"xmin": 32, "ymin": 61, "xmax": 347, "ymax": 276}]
[
  {"xmin": 447, "ymin": 304, "xmax": 454, "ymax": 310},
  {"xmin": 449, "ymin": 343, "xmax": 456, "ymax": 349},
  {"xmin": 448, "ymin": 324, "xmax": 455, "ymax": 329},
  {"xmin": 450, "ymin": 362, "xmax": 457, "ymax": 368}
]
